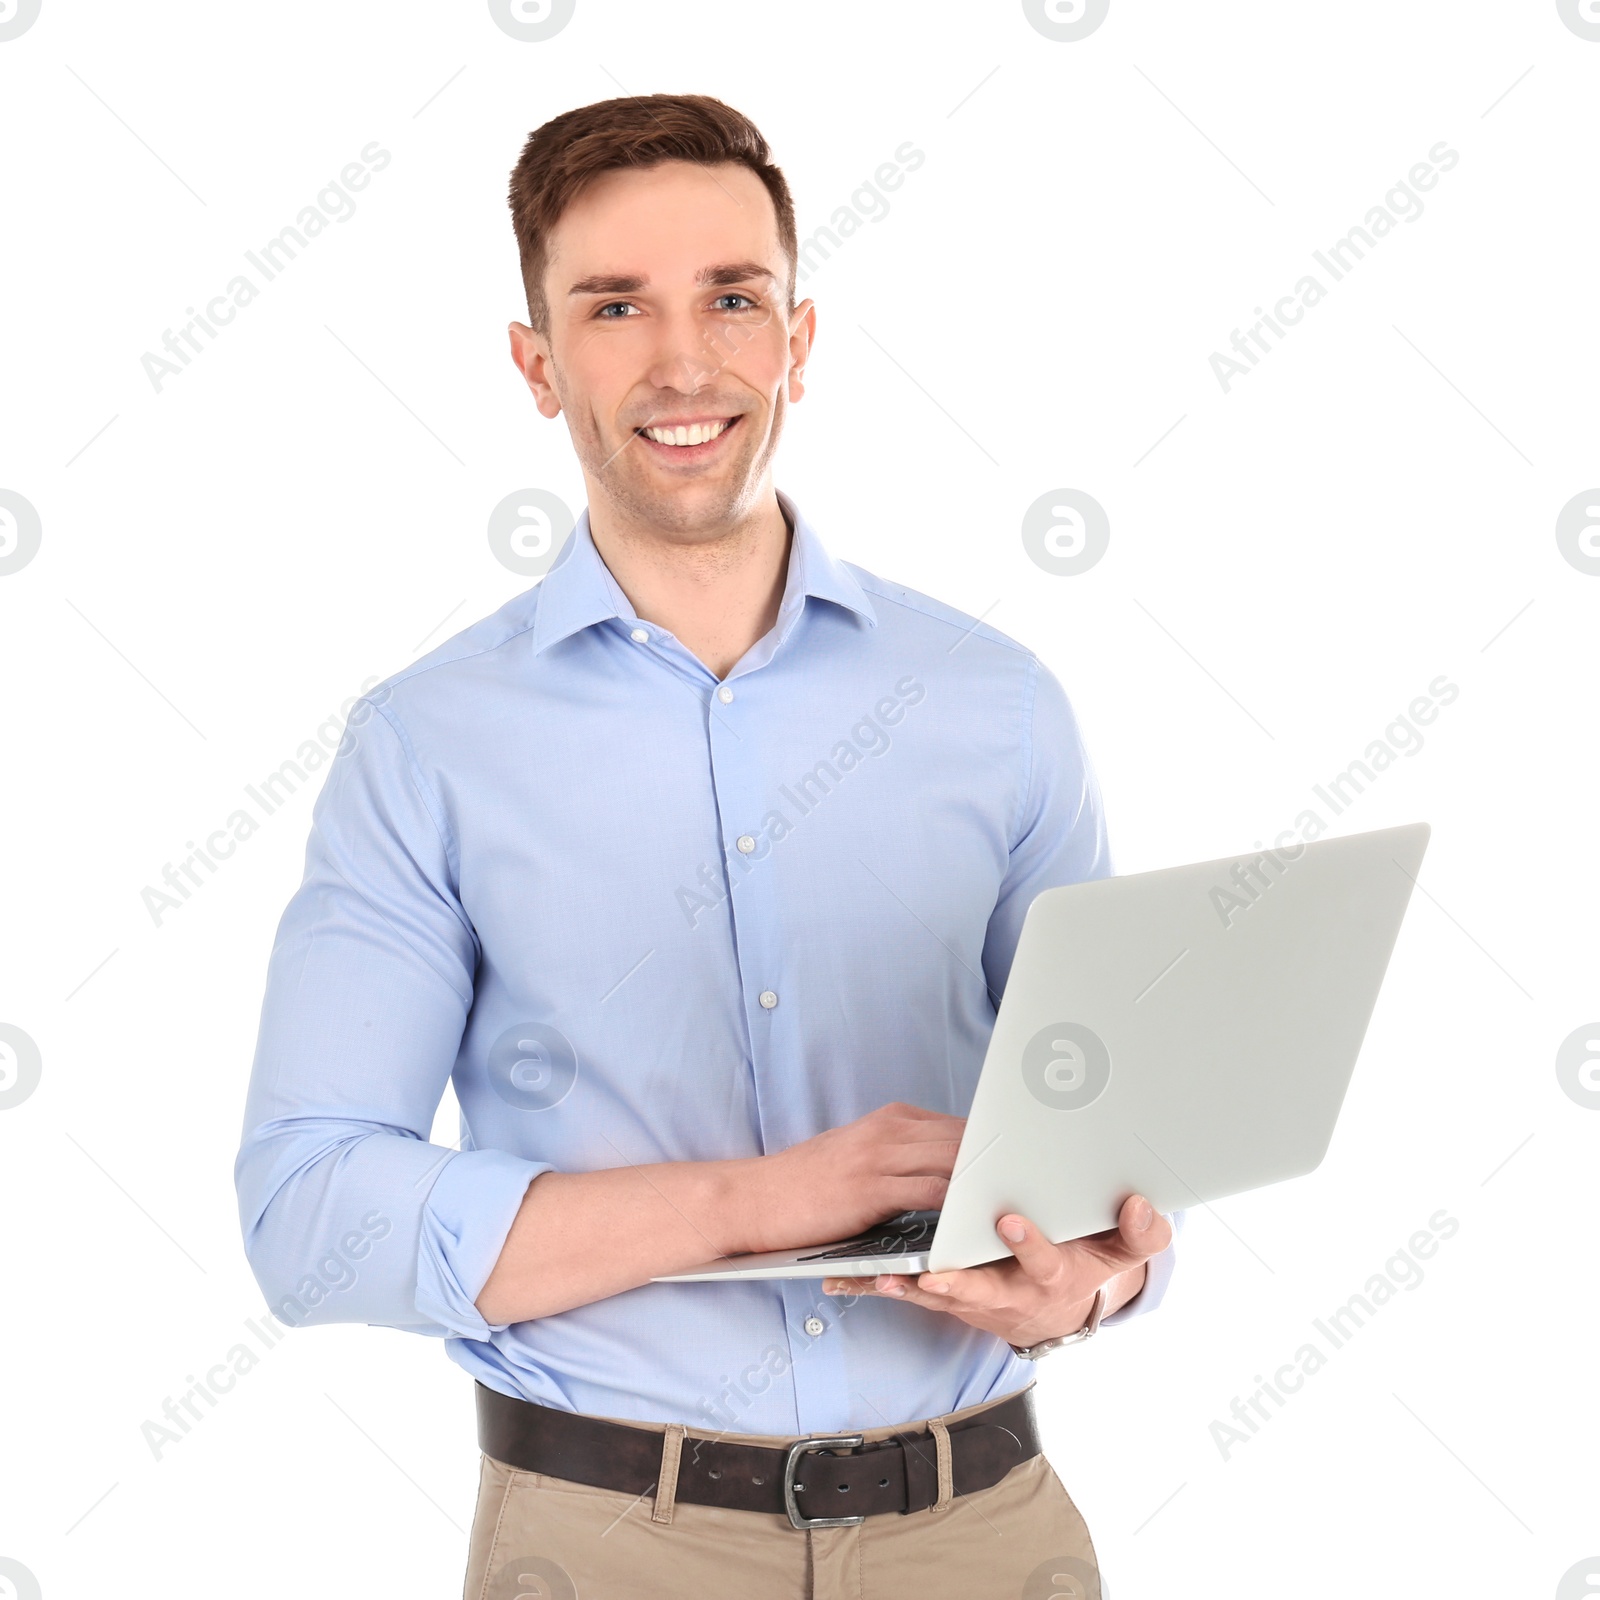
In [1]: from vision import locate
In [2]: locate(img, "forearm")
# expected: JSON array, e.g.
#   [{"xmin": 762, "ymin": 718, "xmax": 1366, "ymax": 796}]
[{"xmin": 475, "ymin": 1156, "xmax": 766, "ymax": 1324}]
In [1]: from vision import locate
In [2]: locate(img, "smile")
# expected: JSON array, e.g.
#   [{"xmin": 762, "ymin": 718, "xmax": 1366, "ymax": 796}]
[{"xmin": 634, "ymin": 416, "xmax": 739, "ymax": 451}]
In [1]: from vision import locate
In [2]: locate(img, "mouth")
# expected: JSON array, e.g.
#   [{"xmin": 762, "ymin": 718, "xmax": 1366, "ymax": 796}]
[{"xmin": 632, "ymin": 414, "xmax": 742, "ymax": 460}]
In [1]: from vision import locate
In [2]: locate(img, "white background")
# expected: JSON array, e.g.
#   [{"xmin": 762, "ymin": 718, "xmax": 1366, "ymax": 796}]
[{"xmin": 2, "ymin": 2, "xmax": 1596, "ymax": 1596}]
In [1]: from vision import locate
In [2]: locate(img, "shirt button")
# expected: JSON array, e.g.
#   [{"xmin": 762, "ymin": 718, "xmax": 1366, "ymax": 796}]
[
  {"xmin": 803, "ymin": 1315, "xmax": 825, "ymax": 1337},
  {"xmin": 758, "ymin": 990, "xmax": 778, "ymax": 1010},
  {"xmin": 717, "ymin": 684, "xmax": 734, "ymax": 703},
  {"xmin": 630, "ymin": 627, "xmax": 649, "ymax": 643},
  {"xmin": 736, "ymin": 834, "xmax": 756, "ymax": 854}
]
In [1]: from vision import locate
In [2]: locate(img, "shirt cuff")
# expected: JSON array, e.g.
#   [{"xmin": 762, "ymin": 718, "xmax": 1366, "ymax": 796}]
[
  {"xmin": 415, "ymin": 1147, "xmax": 554, "ymax": 1339},
  {"xmin": 1100, "ymin": 1208, "xmax": 1185, "ymax": 1328}
]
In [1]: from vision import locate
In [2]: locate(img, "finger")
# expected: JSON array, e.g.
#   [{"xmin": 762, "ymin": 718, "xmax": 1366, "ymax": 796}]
[
  {"xmin": 888, "ymin": 1112, "xmax": 967, "ymax": 1143},
  {"xmin": 862, "ymin": 1271, "xmax": 967, "ymax": 1314},
  {"xmin": 911, "ymin": 1261, "xmax": 1011, "ymax": 1311},
  {"xmin": 850, "ymin": 1270, "xmax": 955, "ymax": 1299},
  {"xmin": 820, "ymin": 1272, "xmax": 906, "ymax": 1298},
  {"xmin": 883, "ymin": 1107, "xmax": 966, "ymax": 1132},
  {"xmin": 987, "ymin": 1214, "xmax": 1067, "ymax": 1286},
  {"xmin": 877, "ymin": 1136, "xmax": 965, "ymax": 1177},
  {"xmin": 820, "ymin": 1273, "xmax": 940, "ymax": 1299},
  {"xmin": 1064, "ymin": 1195, "xmax": 1170, "ymax": 1260},
  {"xmin": 1110, "ymin": 1194, "xmax": 1172, "ymax": 1262},
  {"xmin": 824, "ymin": 1265, "xmax": 999, "ymax": 1307},
  {"xmin": 825, "ymin": 1273, "xmax": 902, "ymax": 1299}
]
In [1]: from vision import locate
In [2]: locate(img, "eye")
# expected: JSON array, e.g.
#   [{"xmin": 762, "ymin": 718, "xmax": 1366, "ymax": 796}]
[
  {"xmin": 595, "ymin": 301, "xmax": 640, "ymax": 319},
  {"xmin": 712, "ymin": 292, "xmax": 757, "ymax": 311}
]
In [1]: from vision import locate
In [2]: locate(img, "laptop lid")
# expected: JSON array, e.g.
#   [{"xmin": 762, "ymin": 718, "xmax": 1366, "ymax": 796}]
[{"xmin": 927, "ymin": 822, "xmax": 1430, "ymax": 1273}]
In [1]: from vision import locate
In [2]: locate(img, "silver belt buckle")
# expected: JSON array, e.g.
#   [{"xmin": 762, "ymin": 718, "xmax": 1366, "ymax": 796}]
[{"xmin": 782, "ymin": 1432, "xmax": 866, "ymax": 1530}]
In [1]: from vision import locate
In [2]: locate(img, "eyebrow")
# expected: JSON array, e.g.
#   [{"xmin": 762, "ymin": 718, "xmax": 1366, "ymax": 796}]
[{"xmin": 566, "ymin": 261, "xmax": 776, "ymax": 297}]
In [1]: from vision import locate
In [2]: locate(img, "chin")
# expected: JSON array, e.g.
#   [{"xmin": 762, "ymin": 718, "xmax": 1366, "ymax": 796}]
[{"xmin": 597, "ymin": 474, "xmax": 732, "ymax": 533}]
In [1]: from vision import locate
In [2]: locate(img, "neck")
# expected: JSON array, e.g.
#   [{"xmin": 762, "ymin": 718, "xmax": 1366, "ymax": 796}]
[{"xmin": 586, "ymin": 490, "xmax": 792, "ymax": 681}]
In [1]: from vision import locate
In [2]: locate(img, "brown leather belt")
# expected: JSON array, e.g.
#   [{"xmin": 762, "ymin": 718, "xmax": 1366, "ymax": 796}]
[{"xmin": 475, "ymin": 1381, "xmax": 1040, "ymax": 1530}]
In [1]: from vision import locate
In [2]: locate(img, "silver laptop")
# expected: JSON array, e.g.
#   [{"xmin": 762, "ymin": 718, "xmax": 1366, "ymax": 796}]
[{"xmin": 654, "ymin": 821, "xmax": 1430, "ymax": 1282}]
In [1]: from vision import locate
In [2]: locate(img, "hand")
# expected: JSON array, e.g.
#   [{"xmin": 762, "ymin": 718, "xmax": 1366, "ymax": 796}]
[
  {"xmin": 738, "ymin": 1102, "xmax": 965, "ymax": 1257},
  {"xmin": 823, "ymin": 1194, "xmax": 1172, "ymax": 1348}
]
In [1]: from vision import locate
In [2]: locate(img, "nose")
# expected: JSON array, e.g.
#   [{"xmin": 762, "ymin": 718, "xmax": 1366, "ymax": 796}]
[{"xmin": 643, "ymin": 308, "xmax": 724, "ymax": 395}]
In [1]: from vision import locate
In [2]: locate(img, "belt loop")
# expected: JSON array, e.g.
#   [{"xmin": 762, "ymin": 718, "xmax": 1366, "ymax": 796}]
[
  {"xmin": 652, "ymin": 1423, "xmax": 687, "ymax": 1525},
  {"xmin": 927, "ymin": 1420, "xmax": 954, "ymax": 1515}
]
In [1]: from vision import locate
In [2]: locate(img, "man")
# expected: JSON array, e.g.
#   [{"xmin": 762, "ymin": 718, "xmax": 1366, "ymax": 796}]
[{"xmin": 236, "ymin": 93, "xmax": 1178, "ymax": 1600}]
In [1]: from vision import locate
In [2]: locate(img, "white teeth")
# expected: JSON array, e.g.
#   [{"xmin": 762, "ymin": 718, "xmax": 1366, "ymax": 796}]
[{"xmin": 641, "ymin": 418, "xmax": 731, "ymax": 446}]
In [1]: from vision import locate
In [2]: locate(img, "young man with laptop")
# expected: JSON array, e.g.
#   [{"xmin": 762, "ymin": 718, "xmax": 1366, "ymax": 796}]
[{"xmin": 237, "ymin": 93, "xmax": 1425, "ymax": 1598}]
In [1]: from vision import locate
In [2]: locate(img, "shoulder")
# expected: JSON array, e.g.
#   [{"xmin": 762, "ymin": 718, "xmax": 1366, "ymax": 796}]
[
  {"xmin": 845, "ymin": 560, "xmax": 1038, "ymax": 663},
  {"xmin": 355, "ymin": 586, "xmax": 545, "ymax": 730},
  {"xmin": 840, "ymin": 561, "xmax": 1091, "ymax": 756}
]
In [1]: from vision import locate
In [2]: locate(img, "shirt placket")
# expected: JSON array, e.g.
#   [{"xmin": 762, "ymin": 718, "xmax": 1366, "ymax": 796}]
[
  {"xmin": 616, "ymin": 603, "xmax": 854, "ymax": 1431},
  {"xmin": 706, "ymin": 672, "xmax": 855, "ymax": 1435}
]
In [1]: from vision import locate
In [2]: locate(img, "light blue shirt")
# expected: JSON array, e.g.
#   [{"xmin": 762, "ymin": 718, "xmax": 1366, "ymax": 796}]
[{"xmin": 235, "ymin": 489, "xmax": 1178, "ymax": 1434}]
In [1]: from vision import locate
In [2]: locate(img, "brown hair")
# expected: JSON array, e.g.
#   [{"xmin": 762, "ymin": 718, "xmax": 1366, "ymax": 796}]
[{"xmin": 507, "ymin": 93, "xmax": 797, "ymax": 338}]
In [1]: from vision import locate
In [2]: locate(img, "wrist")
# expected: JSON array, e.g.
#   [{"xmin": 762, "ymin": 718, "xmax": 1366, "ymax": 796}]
[
  {"xmin": 1010, "ymin": 1284, "xmax": 1108, "ymax": 1359},
  {"xmin": 709, "ymin": 1154, "xmax": 782, "ymax": 1256},
  {"xmin": 1033, "ymin": 1287, "xmax": 1099, "ymax": 1343},
  {"xmin": 1102, "ymin": 1261, "xmax": 1148, "ymax": 1318},
  {"xmin": 1063, "ymin": 1287, "xmax": 1101, "ymax": 1334}
]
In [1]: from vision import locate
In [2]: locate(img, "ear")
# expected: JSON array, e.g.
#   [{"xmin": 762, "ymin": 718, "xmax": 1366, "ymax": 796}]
[
  {"xmin": 787, "ymin": 297, "xmax": 817, "ymax": 404},
  {"xmin": 509, "ymin": 321, "xmax": 562, "ymax": 420}
]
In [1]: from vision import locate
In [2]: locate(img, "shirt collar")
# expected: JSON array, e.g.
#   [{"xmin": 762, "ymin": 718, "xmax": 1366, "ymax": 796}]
[{"xmin": 529, "ymin": 488, "xmax": 876, "ymax": 657}]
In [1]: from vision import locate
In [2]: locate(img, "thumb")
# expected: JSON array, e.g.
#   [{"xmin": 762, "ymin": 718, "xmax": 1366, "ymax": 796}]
[{"xmin": 1115, "ymin": 1194, "xmax": 1172, "ymax": 1261}]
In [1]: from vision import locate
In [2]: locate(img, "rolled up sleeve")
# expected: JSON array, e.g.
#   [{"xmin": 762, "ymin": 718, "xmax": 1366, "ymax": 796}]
[{"xmin": 233, "ymin": 695, "xmax": 551, "ymax": 1338}]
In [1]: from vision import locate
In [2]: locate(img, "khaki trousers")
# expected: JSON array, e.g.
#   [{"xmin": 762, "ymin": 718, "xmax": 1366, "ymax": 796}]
[{"xmin": 461, "ymin": 1385, "xmax": 1102, "ymax": 1600}]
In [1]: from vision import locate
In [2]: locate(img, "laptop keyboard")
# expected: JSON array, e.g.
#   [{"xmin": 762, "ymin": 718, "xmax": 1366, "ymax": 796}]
[{"xmin": 795, "ymin": 1211, "xmax": 941, "ymax": 1262}]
